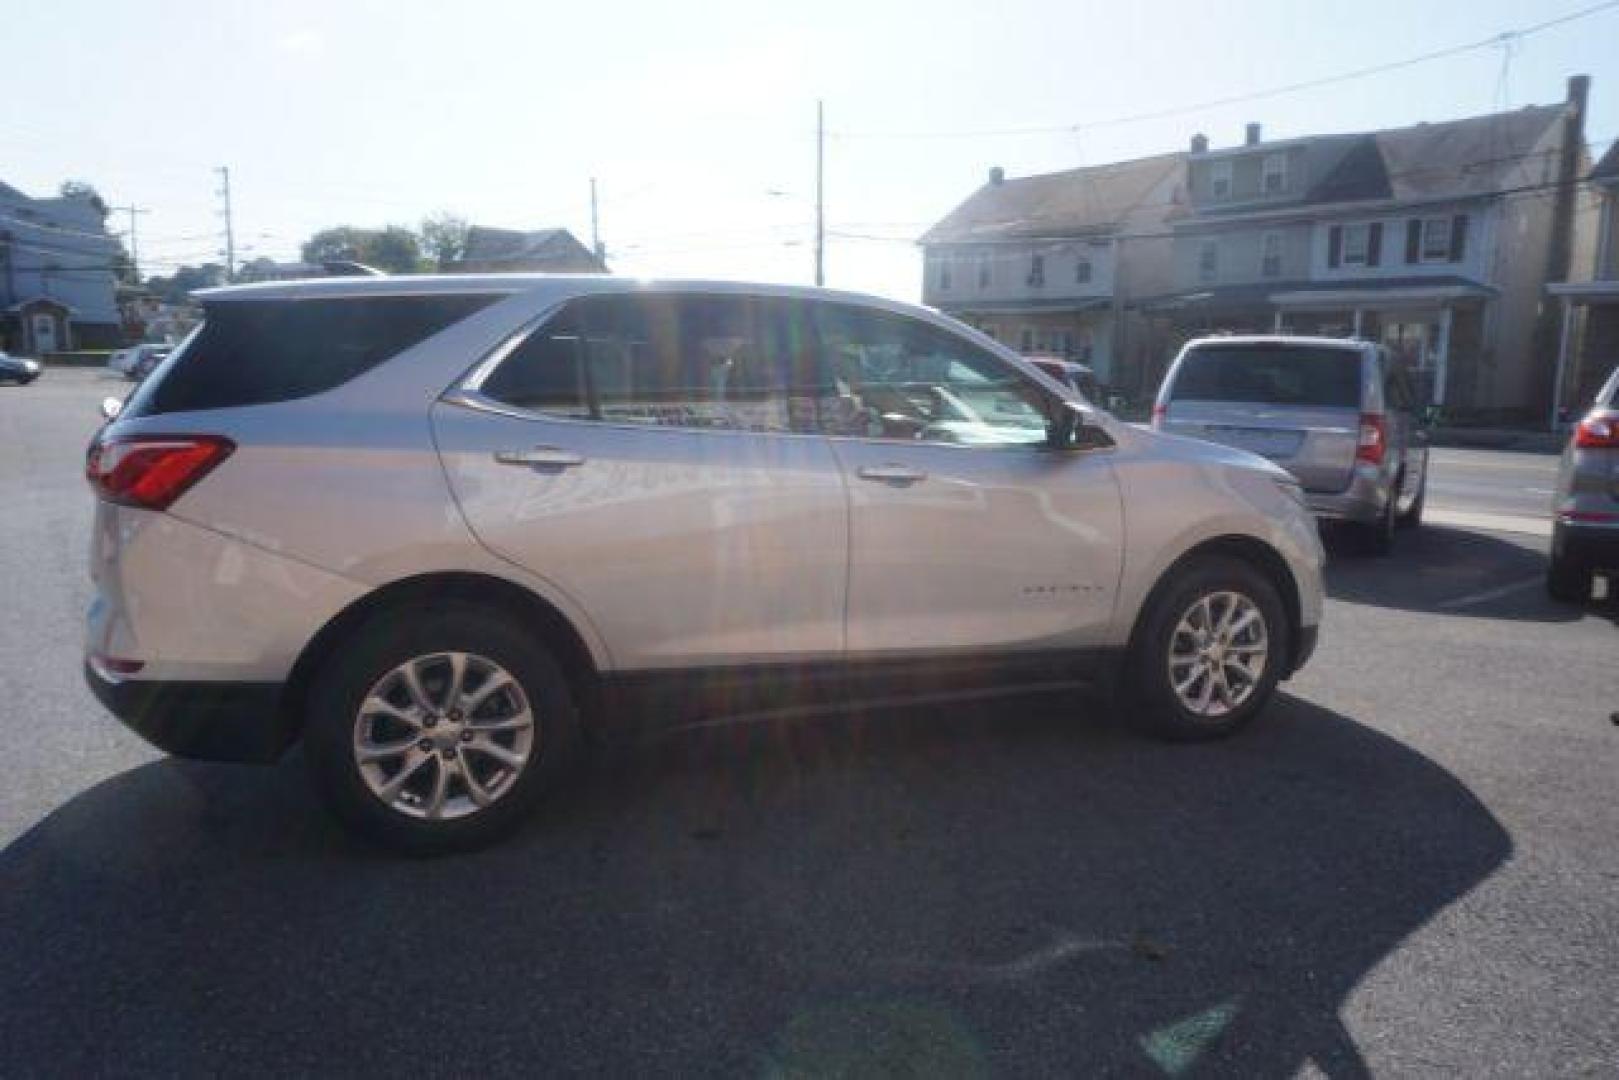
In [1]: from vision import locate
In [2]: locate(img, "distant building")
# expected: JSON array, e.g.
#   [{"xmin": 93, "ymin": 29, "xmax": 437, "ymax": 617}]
[
  {"xmin": 922, "ymin": 76, "xmax": 1595, "ymax": 418},
  {"xmin": 1549, "ymin": 138, "xmax": 1619, "ymax": 419},
  {"xmin": 0, "ymin": 180, "xmax": 121, "ymax": 354},
  {"xmin": 452, "ymin": 227, "xmax": 607, "ymax": 274}
]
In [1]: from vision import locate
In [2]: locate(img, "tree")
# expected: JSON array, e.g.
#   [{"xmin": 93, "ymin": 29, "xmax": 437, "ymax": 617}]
[
  {"xmin": 420, "ymin": 212, "xmax": 471, "ymax": 269},
  {"xmin": 300, "ymin": 225, "xmax": 423, "ymax": 274},
  {"xmin": 59, "ymin": 179, "xmax": 110, "ymax": 219},
  {"xmin": 143, "ymin": 264, "xmax": 226, "ymax": 305}
]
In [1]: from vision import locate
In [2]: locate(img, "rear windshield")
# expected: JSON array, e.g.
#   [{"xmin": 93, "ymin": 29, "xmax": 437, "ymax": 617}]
[
  {"xmin": 1170, "ymin": 344, "xmax": 1362, "ymax": 408},
  {"xmin": 128, "ymin": 295, "xmax": 498, "ymax": 415}
]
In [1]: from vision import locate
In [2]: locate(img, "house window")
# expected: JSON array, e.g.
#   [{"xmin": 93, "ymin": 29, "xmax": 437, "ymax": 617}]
[
  {"xmin": 1262, "ymin": 153, "xmax": 1287, "ymax": 194},
  {"xmin": 1028, "ymin": 254, "xmax": 1045, "ymax": 287},
  {"xmin": 1075, "ymin": 257, "xmax": 1092, "ymax": 284},
  {"xmin": 1261, "ymin": 232, "xmax": 1283, "ymax": 278},
  {"xmin": 978, "ymin": 257, "xmax": 992, "ymax": 289},
  {"xmin": 1342, "ymin": 224, "xmax": 1370, "ymax": 266},
  {"xmin": 937, "ymin": 259, "xmax": 952, "ymax": 292},
  {"xmin": 1198, "ymin": 240, "xmax": 1219, "ymax": 282},
  {"xmin": 1056, "ymin": 330, "xmax": 1075, "ymax": 357},
  {"xmin": 1019, "ymin": 327, "xmax": 1035, "ymax": 353},
  {"xmin": 1421, "ymin": 217, "xmax": 1451, "ymax": 261},
  {"xmin": 1210, "ymin": 160, "xmax": 1233, "ymax": 200}
]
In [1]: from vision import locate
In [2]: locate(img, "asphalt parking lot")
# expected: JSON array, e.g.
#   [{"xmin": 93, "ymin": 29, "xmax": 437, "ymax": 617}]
[{"xmin": 2, "ymin": 369, "xmax": 1615, "ymax": 1076}]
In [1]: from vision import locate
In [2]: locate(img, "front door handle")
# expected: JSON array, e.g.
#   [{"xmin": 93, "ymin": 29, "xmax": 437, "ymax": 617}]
[
  {"xmin": 493, "ymin": 446, "xmax": 586, "ymax": 468},
  {"xmin": 857, "ymin": 464, "xmax": 927, "ymax": 484}
]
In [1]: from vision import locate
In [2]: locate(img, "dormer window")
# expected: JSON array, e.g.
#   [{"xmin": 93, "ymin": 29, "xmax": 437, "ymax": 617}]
[
  {"xmin": 1211, "ymin": 160, "xmax": 1233, "ymax": 200},
  {"xmin": 1262, "ymin": 153, "xmax": 1287, "ymax": 194}
]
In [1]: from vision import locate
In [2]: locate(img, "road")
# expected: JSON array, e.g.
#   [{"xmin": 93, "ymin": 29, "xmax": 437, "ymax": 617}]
[
  {"xmin": 1427, "ymin": 446, "xmax": 1561, "ymax": 522},
  {"xmin": 1, "ymin": 370, "xmax": 1616, "ymax": 1076}
]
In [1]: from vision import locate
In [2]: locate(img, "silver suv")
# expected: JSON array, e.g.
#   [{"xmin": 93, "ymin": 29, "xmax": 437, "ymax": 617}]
[
  {"xmin": 1153, "ymin": 335, "xmax": 1429, "ymax": 555},
  {"xmin": 85, "ymin": 277, "xmax": 1324, "ymax": 852},
  {"xmin": 1548, "ymin": 364, "xmax": 1619, "ymax": 601}
]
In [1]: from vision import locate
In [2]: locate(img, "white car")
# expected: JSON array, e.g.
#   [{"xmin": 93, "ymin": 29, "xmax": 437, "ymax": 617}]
[
  {"xmin": 86, "ymin": 276, "xmax": 1326, "ymax": 852},
  {"xmin": 109, "ymin": 343, "xmax": 172, "ymax": 380}
]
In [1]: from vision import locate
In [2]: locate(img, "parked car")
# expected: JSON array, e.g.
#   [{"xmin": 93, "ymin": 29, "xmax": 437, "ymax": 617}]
[
  {"xmin": 1152, "ymin": 335, "xmax": 1429, "ymax": 555},
  {"xmin": 0, "ymin": 350, "xmax": 42, "ymax": 385},
  {"xmin": 84, "ymin": 277, "xmax": 1324, "ymax": 852},
  {"xmin": 110, "ymin": 343, "xmax": 171, "ymax": 380},
  {"xmin": 1547, "ymin": 364, "xmax": 1619, "ymax": 602},
  {"xmin": 1027, "ymin": 356, "xmax": 1100, "ymax": 402}
]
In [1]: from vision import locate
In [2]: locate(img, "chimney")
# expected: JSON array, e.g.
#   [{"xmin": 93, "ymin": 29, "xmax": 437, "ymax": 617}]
[
  {"xmin": 988, "ymin": 166, "xmax": 1005, "ymax": 186},
  {"xmin": 1567, "ymin": 73, "xmax": 1590, "ymax": 121},
  {"xmin": 1245, "ymin": 122, "xmax": 1262, "ymax": 146},
  {"xmin": 1190, "ymin": 133, "xmax": 1208, "ymax": 154}
]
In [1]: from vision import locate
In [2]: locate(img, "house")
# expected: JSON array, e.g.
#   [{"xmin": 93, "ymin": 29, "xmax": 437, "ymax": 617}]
[
  {"xmin": 1548, "ymin": 138, "xmax": 1619, "ymax": 420},
  {"xmin": 922, "ymin": 76, "xmax": 1594, "ymax": 418},
  {"xmin": 919, "ymin": 155, "xmax": 1183, "ymax": 387},
  {"xmin": 452, "ymin": 227, "xmax": 607, "ymax": 274},
  {"xmin": 0, "ymin": 180, "xmax": 122, "ymax": 355}
]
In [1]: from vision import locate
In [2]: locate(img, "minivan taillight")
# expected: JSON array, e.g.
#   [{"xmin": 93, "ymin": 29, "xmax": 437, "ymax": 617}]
[
  {"xmin": 86, "ymin": 434, "xmax": 234, "ymax": 510},
  {"xmin": 1355, "ymin": 413, "xmax": 1386, "ymax": 466},
  {"xmin": 1573, "ymin": 411, "xmax": 1619, "ymax": 449}
]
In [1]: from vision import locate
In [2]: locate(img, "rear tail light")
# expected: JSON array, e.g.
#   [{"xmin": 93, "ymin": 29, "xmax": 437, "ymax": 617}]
[
  {"xmin": 86, "ymin": 434, "xmax": 234, "ymax": 510},
  {"xmin": 1573, "ymin": 410, "xmax": 1619, "ymax": 449},
  {"xmin": 1355, "ymin": 413, "xmax": 1386, "ymax": 466},
  {"xmin": 1151, "ymin": 403, "xmax": 1167, "ymax": 428}
]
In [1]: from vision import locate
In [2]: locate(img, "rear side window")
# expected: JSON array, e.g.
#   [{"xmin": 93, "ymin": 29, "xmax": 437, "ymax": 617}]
[
  {"xmin": 1170, "ymin": 344, "xmax": 1362, "ymax": 408},
  {"xmin": 131, "ymin": 295, "xmax": 498, "ymax": 415}
]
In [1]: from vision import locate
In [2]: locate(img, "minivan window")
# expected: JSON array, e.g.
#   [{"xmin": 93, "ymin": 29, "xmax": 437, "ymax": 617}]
[
  {"xmin": 1170, "ymin": 344, "xmax": 1362, "ymax": 408},
  {"xmin": 815, "ymin": 303, "xmax": 1050, "ymax": 445},
  {"xmin": 480, "ymin": 293, "xmax": 817, "ymax": 434},
  {"xmin": 129, "ymin": 295, "xmax": 499, "ymax": 416}
]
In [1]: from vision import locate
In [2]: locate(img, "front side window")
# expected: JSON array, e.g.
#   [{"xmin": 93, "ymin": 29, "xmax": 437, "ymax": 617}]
[
  {"xmin": 480, "ymin": 293, "xmax": 814, "ymax": 434},
  {"xmin": 815, "ymin": 303, "xmax": 1051, "ymax": 446}
]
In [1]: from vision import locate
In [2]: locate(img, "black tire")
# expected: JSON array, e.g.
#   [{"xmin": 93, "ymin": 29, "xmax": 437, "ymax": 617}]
[
  {"xmin": 1395, "ymin": 470, "xmax": 1425, "ymax": 529},
  {"xmin": 1546, "ymin": 549, "xmax": 1592, "ymax": 604},
  {"xmin": 1124, "ymin": 555, "xmax": 1290, "ymax": 741},
  {"xmin": 303, "ymin": 603, "xmax": 580, "ymax": 855},
  {"xmin": 1358, "ymin": 489, "xmax": 1398, "ymax": 556}
]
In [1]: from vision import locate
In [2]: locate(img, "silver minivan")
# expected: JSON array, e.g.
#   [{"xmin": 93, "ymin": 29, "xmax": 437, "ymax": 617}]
[
  {"xmin": 85, "ymin": 277, "xmax": 1324, "ymax": 852},
  {"xmin": 1548, "ymin": 364, "xmax": 1619, "ymax": 601},
  {"xmin": 1153, "ymin": 335, "xmax": 1429, "ymax": 554}
]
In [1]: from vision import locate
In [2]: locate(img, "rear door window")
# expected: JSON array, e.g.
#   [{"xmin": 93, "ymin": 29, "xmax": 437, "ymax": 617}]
[
  {"xmin": 479, "ymin": 293, "xmax": 819, "ymax": 434},
  {"xmin": 128, "ymin": 294, "xmax": 499, "ymax": 416},
  {"xmin": 1170, "ymin": 344, "xmax": 1363, "ymax": 408}
]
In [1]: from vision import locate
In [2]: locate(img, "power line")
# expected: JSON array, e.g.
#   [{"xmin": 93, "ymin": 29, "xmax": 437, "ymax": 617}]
[{"xmin": 828, "ymin": 0, "xmax": 1619, "ymax": 141}]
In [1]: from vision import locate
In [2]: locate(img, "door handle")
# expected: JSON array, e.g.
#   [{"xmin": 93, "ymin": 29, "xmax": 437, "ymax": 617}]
[
  {"xmin": 857, "ymin": 464, "xmax": 927, "ymax": 484},
  {"xmin": 493, "ymin": 446, "xmax": 586, "ymax": 468}
]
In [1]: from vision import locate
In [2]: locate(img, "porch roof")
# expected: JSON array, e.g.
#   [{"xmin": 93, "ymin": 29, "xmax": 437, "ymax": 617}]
[{"xmin": 1546, "ymin": 280, "xmax": 1619, "ymax": 304}]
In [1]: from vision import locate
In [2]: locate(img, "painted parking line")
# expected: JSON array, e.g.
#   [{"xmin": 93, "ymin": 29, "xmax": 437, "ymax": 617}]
[
  {"xmin": 1425, "ymin": 507, "xmax": 1553, "ymax": 538},
  {"xmin": 1436, "ymin": 575, "xmax": 1546, "ymax": 611}
]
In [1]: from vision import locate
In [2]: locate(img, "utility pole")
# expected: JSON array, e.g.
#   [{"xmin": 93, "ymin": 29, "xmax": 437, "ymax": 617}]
[
  {"xmin": 589, "ymin": 177, "xmax": 605, "ymax": 267},
  {"xmin": 215, "ymin": 166, "xmax": 236, "ymax": 282},
  {"xmin": 112, "ymin": 204, "xmax": 149, "ymax": 281},
  {"xmin": 814, "ymin": 100, "xmax": 825, "ymax": 287}
]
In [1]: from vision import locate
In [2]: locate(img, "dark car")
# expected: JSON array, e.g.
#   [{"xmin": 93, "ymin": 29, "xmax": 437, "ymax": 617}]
[{"xmin": 0, "ymin": 351, "xmax": 42, "ymax": 385}]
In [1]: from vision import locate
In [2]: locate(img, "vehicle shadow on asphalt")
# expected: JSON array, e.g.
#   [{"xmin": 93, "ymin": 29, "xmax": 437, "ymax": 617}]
[
  {"xmin": 1323, "ymin": 524, "xmax": 1616, "ymax": 625},
  {"xmin": 0, "ymin": 692, "xmax": 1509, "ymax": 1076}
]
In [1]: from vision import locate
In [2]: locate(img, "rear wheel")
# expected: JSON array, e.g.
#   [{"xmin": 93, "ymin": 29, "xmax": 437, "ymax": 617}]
[
  {"xmin": 1124, "ymin": 555, "xmax": 1289, "ymax": 741},
  {"xmin": 1396, "ymin": 468, "xmax": 1425, "ymax": 529},
  {"xmin": 1546, "ymin": 542, "xmax": 1592, "ymax": 604},
  {"xmin": 304, "ymin": 604, "xmax": 580, "ymax": 854},
  {"xmin": 1358, "ymin": 487, "xmax": 1398, "ymax": 556}
]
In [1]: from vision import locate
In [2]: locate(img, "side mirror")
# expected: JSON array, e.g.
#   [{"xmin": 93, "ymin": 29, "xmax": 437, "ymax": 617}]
[
  {"xmin": 100, "ymin": 396, "xmax": 123, "ymax": 421},
  {"xmin": 1048, "ymin": 399, "xmax": 1105, "ymax": 450}
]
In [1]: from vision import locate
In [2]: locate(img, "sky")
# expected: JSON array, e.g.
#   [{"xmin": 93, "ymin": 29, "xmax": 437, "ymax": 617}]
[{"xmin": 3, "ymin": 0, "xmax": 1616, "ymax": 302}]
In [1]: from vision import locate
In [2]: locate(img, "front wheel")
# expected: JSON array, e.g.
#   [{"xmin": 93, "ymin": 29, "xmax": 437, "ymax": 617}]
[
  {"xmin": 304, "ymin": 605, "xmax": 580, "ymax": 854},
  {"xmin": 1124, "ymin": 555, "xmax": 1290, "ymax": 741}
]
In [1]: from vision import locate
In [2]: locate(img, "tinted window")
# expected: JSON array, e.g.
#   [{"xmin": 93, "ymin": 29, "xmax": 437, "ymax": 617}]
[
  {"xmin": 129, "ymin": 295, "xmax": 498, "ymax": 416},
  {"xmin": 1170, "ymin": 344, "xmax": 1362, "ymax": 408},
  {"xmin": 481, "ymin": 293, "xmax": 819, "ymax": 434},
  {"xmin": 815, "ymin": 303, "xmax": 1050, "ymax": 446}
]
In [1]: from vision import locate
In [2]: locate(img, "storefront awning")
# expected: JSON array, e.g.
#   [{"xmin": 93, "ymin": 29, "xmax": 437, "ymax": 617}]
[
  {"xmin": 939, "ymin": 297, "xmax": 1112, "ymax": 316},
  {"xmin": 1547, "ymin": 280, "xmax": 1619, "ymax": 304},
  {"xmin": 1270, "ymin": 280, "xmax": 1495, "ymax": 311}
]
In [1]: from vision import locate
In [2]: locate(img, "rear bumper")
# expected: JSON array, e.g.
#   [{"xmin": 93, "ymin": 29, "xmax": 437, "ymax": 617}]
[
  {"xmin": 1553, "ymin": 520, "xmax": 1619, "ymax": 571},
  {"xmin": 1305, "ymin": 467, "xmax": 1390, "ymax": 525},
  {"xmin": 85, "ymin": 662, "xmax": 292, "ymax": 763}
]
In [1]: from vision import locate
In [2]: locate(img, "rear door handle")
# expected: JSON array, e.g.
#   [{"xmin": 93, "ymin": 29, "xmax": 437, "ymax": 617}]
[
  {"xmin": 493, "ymin": 446, "xmax": 586, "ymax": 468},
  {"xmin": 857, "ymin": 464, "xmax": 927, "ymax": 484}
]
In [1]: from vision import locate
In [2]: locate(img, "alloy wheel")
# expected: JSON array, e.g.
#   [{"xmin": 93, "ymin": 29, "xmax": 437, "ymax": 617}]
[{"xmin": 1166, "ymin": 590, "xmax": 1269, "ymax": 719}]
